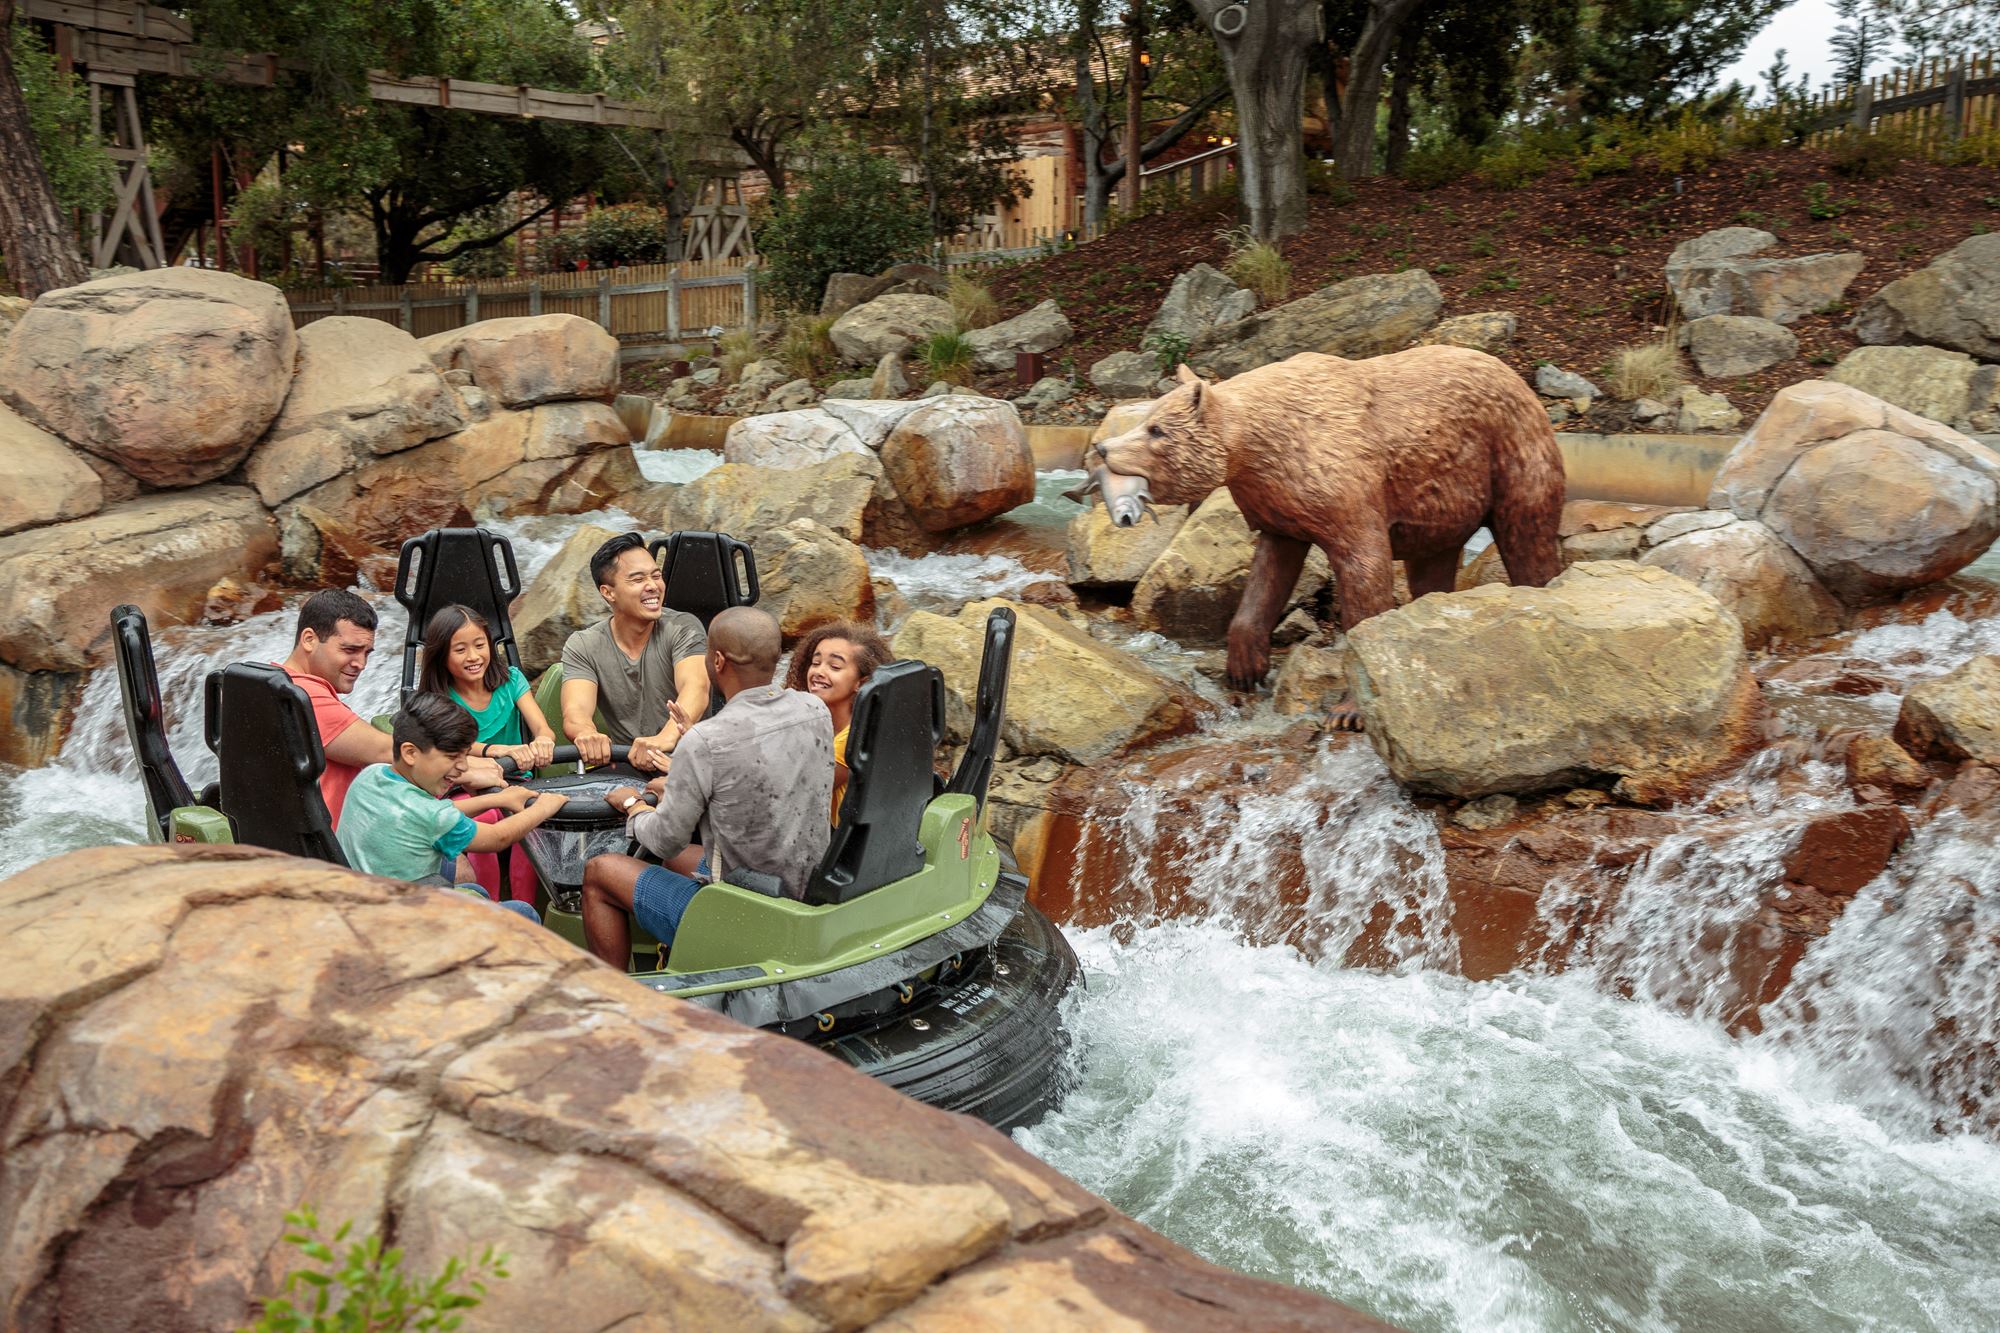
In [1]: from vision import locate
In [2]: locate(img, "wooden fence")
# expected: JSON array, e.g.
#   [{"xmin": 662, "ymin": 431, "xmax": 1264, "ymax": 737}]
[
  {"xmin": 284, "ymin": 258, "xmax": 756, "ymax": 346},
  {"xmin": 1804, "ymin": 52, "xmax": 2000, "ymax": 153}
]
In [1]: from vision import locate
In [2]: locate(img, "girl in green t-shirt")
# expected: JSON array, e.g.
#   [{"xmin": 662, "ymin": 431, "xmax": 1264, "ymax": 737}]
[{"xmin": 419, "ymin": 605, "xmax": 557, "ymax": 772}]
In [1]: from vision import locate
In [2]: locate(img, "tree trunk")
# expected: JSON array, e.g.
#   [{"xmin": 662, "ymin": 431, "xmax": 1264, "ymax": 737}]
[
  {"xmin": 1073, "ymin": 20, "xmax": 1112, "ymax": 227},
  {"xmin": 1193, "ymin": 0, "xmax": 1321, "ymax": 241},
  {"xmin": 1332, "ymin": 0, "xmax": 1426, "ymax": 181},
  {"xmin": 1384, "ymin": 28, "xmax": 1419, "ymax": 177},
  {"xmin": 0, "ymin": 1, "xmax": 89, "ymax": 297}
]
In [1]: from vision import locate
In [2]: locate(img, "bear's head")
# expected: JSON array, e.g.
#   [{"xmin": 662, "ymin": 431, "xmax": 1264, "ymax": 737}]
[{"xmin": 1095, "ymin": 365, "xmax": 1229, "ymax": 507}]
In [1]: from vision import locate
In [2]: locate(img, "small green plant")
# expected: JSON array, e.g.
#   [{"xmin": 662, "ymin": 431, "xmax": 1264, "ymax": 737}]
[
  {"xmin": 1303, "ymin": 159, "xmax": 1357, "ymax": 203},
  {"xmin": 1216, "ymin": 225, "xmax": 1290, "ymax": 303},
  {"xmin": 242, "ymin": 1207, "xmax": 507, "ymax": 1333},
  {"xmin": 1941, "ymin": 127, "xmax": 2000, "ymax": 169},
  {"xmin": 1746, "ymin": 165, "xmax": 1777, "ymax": 188},
  {"xmin": 1804, "ymin": 181, "xmax": 1858, "ymax": 220},
  {"xmin": 1974, "ymin": 222, "xmax": 1993, "ymax": 236},
  {"xmin": 1604, "ymin": 338, "xmax": 1685, "ymax": 402},
  {"xmin": 1983, "ymin": 195, "xmax": 2000, "ymax": 209},
  {"xmin": 1828, "ymin": 126, "xmax": 1909, "ymax": 179},
  {"xmin": 1466, "ymin": 231, "xmax": 1497, "ymax": 258},
  {"xmin": 1639, "ymin": 111, "xmax": 1725, "ymax": 174},
  {"xmin": 1534, "ymin": 290, "xmax": 1558, "ymax": 305},
  {"xmin": 946, "ymin": 274, "xmax": 999, "ymax": 331},
  {"xmin": 918, "ymin": 330, "xmax": 976, "ymax": 386},
  {"xmin": 1400, "ymin": 139, "xmax": 1481, "ymax": 190},
  {"xmin": 718, "ymin": 328, "xmax": 763, "ymax": 384},
  {"xmin": 1808, "ymin": 349, "xmax": 1838, "ymax": 365},
  {"xmin": 1143, "ymin": 330, "xmax": 1193, "ymax": 376},
  {"xmin": 1479, "ymin": 139, "xmax": 1552, "ymax": 189},
  {"xmin": 1432, "ymin": 262, "xmax": 1461, "ymax": 276},
  {"xmin": 776, "ymin": 313, "xmax": 838, "ymax": 380}
]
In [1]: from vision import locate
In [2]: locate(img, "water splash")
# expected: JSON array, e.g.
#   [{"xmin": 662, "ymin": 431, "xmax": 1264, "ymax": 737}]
[
  {"xmin": 868, "ymin": 549, "xmax": 1046, "ymax": 613},
  {"xmin": 636, "ymin": 447, "xmax": 722, "ymax": 486}
]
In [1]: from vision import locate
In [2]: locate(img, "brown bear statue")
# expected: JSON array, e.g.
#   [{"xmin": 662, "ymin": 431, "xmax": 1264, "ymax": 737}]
[{"xmin": 1095, "ymin": 346, "xmax": 1566, "ymax": 710}]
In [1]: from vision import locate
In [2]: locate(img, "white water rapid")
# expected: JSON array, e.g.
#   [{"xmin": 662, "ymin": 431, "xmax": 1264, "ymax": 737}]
[{"xmin": 3, "ymin": 458, "xmax": 1997, "ymax": 1332}]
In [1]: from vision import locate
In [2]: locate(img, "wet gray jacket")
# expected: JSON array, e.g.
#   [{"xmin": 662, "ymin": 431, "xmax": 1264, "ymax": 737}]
[{"xmin": 625, "ymin": 683, "xmax": 834, "ymax": 899}]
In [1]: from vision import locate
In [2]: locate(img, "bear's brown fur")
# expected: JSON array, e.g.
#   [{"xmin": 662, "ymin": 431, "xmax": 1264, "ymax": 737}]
[{"xmin": 1097, "ymin": 345, "xmax": 1566, "ymax": 692}]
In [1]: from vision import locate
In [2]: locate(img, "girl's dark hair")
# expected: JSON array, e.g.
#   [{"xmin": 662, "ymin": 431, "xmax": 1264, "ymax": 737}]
[
  {"xmin": 784, "ymin": 622, "xmax": 892, "ymax": 694},
  {"xmin": 419, "ymin": 604, "xmax": 509, "ymax": 697}
]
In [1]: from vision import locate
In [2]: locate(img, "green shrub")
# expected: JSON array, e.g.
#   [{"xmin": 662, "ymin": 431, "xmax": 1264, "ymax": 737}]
[
  {"xmin": 1400, "ymin": 139, "xmax": 1480, "ymax": 190},
  {"xmin": 947, "ymin": 274, "xmax": 999, "ymax": 331},
  {"xmin": 1143, "ymin": 330, "xmax": 1192, "ymax": 375},
  {"xmin": 1639, "ymin": 112, "xmax": 1726, "ymax": 173},
  {"xmin": 1478, "ymin": 140, "xmax": 1552, "ymax": 190},
  {"xmin": 240, "ymin": 1206, "xmax": 507, "ymax": 1333},
  {"xmin": 776, "ymin": 313, "xmax": 838, "ymax": 380},
  {"xmin": 1303, "ymin": 160, "xmax": 1357, "ymax": 203},
  {"xmin": 1804, "ymin": 181, "xmax": 1858, "ymax": 220},
  {"xmin": 11, "ymin": 23, "xmax": 115, "ymax": 213},
  {"xmin": 918, "ymin": 330, "xmax": 976, "ymax": 385},
  {"xmin": 1217, "ymin": 225, "xmax": 1289, "ymax": 304},
  {"xmin": 1572, "ymin": 141, "xmax": 1635, "ymax": 182},
  {"xmin": 757, "ymin": 146, "xmax": 931, "ymax": 313},
  {"xmin": 1828, "ymin": 126, "xmax": 1909, "ymax": 179},
  {"xmin": 1943, "ymin": 128, "xmax": 2000, "ymax": 169}
]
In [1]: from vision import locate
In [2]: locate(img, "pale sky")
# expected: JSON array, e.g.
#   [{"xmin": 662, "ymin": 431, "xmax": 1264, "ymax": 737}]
[{"xmin": 1720, "ymin": 0, "xmax": 1845, "ymax": 96}]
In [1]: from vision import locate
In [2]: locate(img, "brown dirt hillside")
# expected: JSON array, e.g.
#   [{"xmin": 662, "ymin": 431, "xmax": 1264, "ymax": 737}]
[{"xmin": 983, "ymin": 148, "xmax": 2000, "ymax": 426}]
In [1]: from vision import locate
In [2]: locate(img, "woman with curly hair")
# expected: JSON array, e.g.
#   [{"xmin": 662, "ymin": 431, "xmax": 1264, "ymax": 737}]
[{"xmin": 785, "ymin": 621, "xmax": 892, "ymax": 825}]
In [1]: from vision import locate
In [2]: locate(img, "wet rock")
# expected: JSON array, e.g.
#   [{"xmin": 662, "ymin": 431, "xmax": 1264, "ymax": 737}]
[
  {"xmin": 1639, "ymin": 515, "xmax": 1844, "ymax": 647},
  {"xmin": 829, "ymin": 293, "xmax": 955, "ymax": 365},
  {"xmin": 1132, "ymin": 489, "xmax": 1329, "ymax": 644},
  {"xmin": 879, "ymin": 397, "xmax": 1036, "ymax": 532},
  {"xmin": 1686, "ymin": 314, "xmax": 1797, "ymax": 378},
  {"xmin": 1144, "ymin": 263, "xmax": 1257, "ymax": 344},
  {"xmin": 1827, "ymin": 345, "xmax": 1997, "ymax": 429},
  {"xmin": 0, "ymin": 268, "xmax": 296, "ymax": 488},
  {"xmin": 722, "ymin": 408, "xmax": 872, "ymax": 469},
  {"xmin": 665, "ymin": 454, "xmax": 882, "ymax": 544},
  {"xmin": 0, "ymin": 844, "xmax": 1385, "ymax": 1333},
  {"xmin": 0, "ymin": 659, "xmax": 84, "ymax": 767},
  {"xmin": 1348, "ymin": 561, "xmax": 1759, "ymax": 800},
  {"xmin": 870, "ymin": 351, "xmax": 911, "ymax": 399},
  {"xmin": 1845, "ymin": 733, "xmax": 1929, "ymax": 798},
  {"xmin": 1065, "ymin": 504, "xmax": 1187, "ymax": 590},
  {"xmin": 418, "ymin": 313, "xmax": 619, "ymax": 408},
  {"xmin": 1849, "ymin": 232, "xmax": 2000, "ymax": 359},
  {"xmin": 1668, "ymin": 240, "xmax": 1866, "ymax": 324},
  {"xmin": 748, "ymin": 519, "xmax": 875, "ymax": 643},
  {"xmin": 0, "ymin": 401, "xmax": 101, "ymax": 537},
  {"xmin": 1271, "ymin": 643, "xmax": 1348, "ymax": 716},
  {"xmin": 1676, "ymin": 385, "xmax": 1742, "ymax": 432},
  {"xmin": 1453, "ymin": 794, "xmax": 1520, "ymax": 831},
  {"xmin": 1189, "ymin": 269, "xmax": 1442, "ymax": 379},
  {"xmin": 1895, "ymin": 654, "xmax": 2000, "ymax": 763},
  {"xmin": 1537, "ymin": 364, "xmax": 1601, "ymax": 399},
  {"xmin": 1459, "ymin": 500, "xmax": 1688, "ymax": 588},
  {"xmin": 1088, "ymin": 350, "xmax": 1160, "ymax": 399},
  {"xmin": 964, "ymin": 299, "xmax": 1072, "ymax": 373},
  {"xmin": 1420, "ymin": 310, "xmax": 1517, "ymax": 356},
  {"xmin": 894, "ymin": 599, "xmax": 1206, "ymax": 764},
  {"xmin": 0, "ymin": 488, "xmax": 276, "ymax": 672},
  {"xmin": 509, "ymin": 522, "xmax": 620, "ymax": 674},
  {"xmin": 1709, "ymin": 380, "xmax": 2000, "ymax": 604},
  {"xmin": 1782, "ymin": 805, "xmax": 1911, "ymax": 896}
]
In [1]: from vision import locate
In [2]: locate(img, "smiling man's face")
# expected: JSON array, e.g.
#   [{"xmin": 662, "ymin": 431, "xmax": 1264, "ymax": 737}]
[{"xmin": 600, "ymin": 547, "xmax": 665, "ymax": 623}]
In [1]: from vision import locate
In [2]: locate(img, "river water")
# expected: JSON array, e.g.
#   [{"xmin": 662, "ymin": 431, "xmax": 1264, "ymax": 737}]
[{"xmin": 3, "ymin": 451, "xmax": 1997, "ymax": 1332}]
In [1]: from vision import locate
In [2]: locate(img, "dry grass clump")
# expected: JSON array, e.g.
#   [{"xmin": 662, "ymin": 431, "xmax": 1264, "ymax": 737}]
[
  {"xmin": 718, "ymin": 328, "xmax": 764, "ymax": 383},
  {"xmin": 777, "ymin": 313, "xmax": 839, "ymax": 380},
  {"xmin": 1603, "ymin": 339, "xmax": 1685, "ymax": 402},
  {"xmin": 1217, "ymin": 225, "xmax": 1290, "ymax": 304},
  {"xmin": 948, "ymin": 274, "xmax": 1000, "ymax": 331}
]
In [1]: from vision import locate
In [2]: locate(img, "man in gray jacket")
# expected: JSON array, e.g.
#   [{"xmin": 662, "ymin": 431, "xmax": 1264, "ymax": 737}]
[{"xmin": 582, "ymin": 606, "xmax": 834, "ymax": 968}]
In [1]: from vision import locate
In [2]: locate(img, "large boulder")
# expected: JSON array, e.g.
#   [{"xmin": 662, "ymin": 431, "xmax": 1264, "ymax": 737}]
[
  {"xmin": 1686, "ymin": 314, "xmax": 1798, "ymax": 378},
  {"xmin": 1457, "ymin": 500, "xmax": 1692, "ymax": 589},
  {"xmin": 879, "ymin": 397, "xmax": 1036, "ymax": 532},
  {"xmin": 508, "ymin": 522, "xmax": 619, "ymax": 674},
  {"xmin": 0, "ymin": 658, "xmax": 83, "ymax": 767},
  {"xmin": 828, "ymin": 293, "xmax": 955, "ymax": 366},
  {"xmin": 0, "ymin": 293, "xmax": 27, "ymax": 337},
  {"xmin": 1088, "ymin": 350, "xmax": 1160, "ymax": 399},
  {"xmin": 1419, "ymin": 310, "xmax": 1517, "ymax": 356},
  {"xmin": 819, "ymin": 270, "xmax": 879, "ymax": 317},
  {"xmin": 894, "ymin": 599, "xmax": 1206, "ymax": 763},
  {"xmin": 1827, "ymin": 344, "xmax": 1999, "ymax": 431},
  {"xmin": 749, "ymin": 519, "xmax": 875, "ymax": 642},
  {"xmin": 0, "ymin": 844, "xmax": 1385, "ymax": 1333},
  {"xmin": 1347, "ymin": 561, "xmax": 1758, "ymax": 800},
  {"xmin": 246, "ymin": 316, "xmax": 465, "ymax": 506},
  {"xmin": 418, "ymin": 314, "xmax": 619, "ymax": 408},
  {"xmin": 0, "ymin": 488, "xmax": 276, "ymax": 672},
  {"xmin": 1638, "ymin": 514, "xmax": 1844, "ymax": 647},
  {"xmin": 1132, "ymin": 489, "xmax": 1329, "ymax": 643},
  {"xmin": 0, "ymin": 402, "xmax": 102, "ymax": 537},
  {"xmin": 1708, "ymin": 380, "xmax": 2000, "ymax": 603},
  {"xmin": 723, "ymin": 408, "xmax": 873, "ymax": 469},
  {"xmin": 1066, "ymin": 504, "xmax": 1188, "ymax": 589},
  {"xmin": 278, "ymin": 403, "xmax": 637, "ymax": 585},
  {"xmin": 1667, "ymin": 238, "xmax": 1866, "ymax": 325},
  {"xmin": 1894, "ymin": 655, "xmax": 2000, "ymax": 764},
  {"xmin": 0, "ymin": 268, "xmax": 296, "ymax": 488},
  {"xmin": 1850, "ymin": 233, "xmax": 2000, "ymax": 360},
  {"xmin": 1144, "ymin": 264, "xmax": 1257, "ymax": 345},
  {"xmin": 963, "ymin": 299, "xmax": 1072, "ymax": 373},
  {"xmin": 664, "ymin": 453, "xmax": 883, "ymax": 544},
  {"xmin": 1189, "ymin": 269, "xmax": 1443, "ymax": 379}
]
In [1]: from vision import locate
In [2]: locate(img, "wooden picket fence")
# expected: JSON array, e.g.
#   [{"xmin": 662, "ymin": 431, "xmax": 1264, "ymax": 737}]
[
  {"xmin": 284, "ymin": 257, "xmax": 757, "ymax": 348},
  {"xmin": 1803, "ymin": 51, "xmax": 2000, "ymax": 153}
]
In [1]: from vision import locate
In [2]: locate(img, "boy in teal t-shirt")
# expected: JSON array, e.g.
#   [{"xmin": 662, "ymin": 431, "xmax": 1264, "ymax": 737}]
[{"xmin": 337, "ymin": 694, "xmax": 567, "ymax": 919}]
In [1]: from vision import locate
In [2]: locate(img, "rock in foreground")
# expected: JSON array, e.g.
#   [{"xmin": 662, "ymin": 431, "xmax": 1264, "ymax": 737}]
[
  {"xmin": 0, "ymin": 845, "xmax": 1384, "ymax": 1333},
  {"xmin": 1347, "ymin": 562, "xmax": 1758, "ymax": 800},
  {"xmin": 1895, "ymin": 655, "xmax": 2000, "ymax": 764}
]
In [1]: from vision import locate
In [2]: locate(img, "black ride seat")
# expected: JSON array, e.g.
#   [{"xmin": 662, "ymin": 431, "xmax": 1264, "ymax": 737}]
[
  {"xmin": 945, "ymin": 605, "xmax": 1015, "ymax": 812},
  {"xmin": 646, "ymin": 531, "xmax": 759, "ymax": 628},
  {"xmin": 110, "ymin": 604, "xmax": 196, "ymax": 843},
  {"xmin": 203, "ymin": 662, "xmax": 347, "ymax": 865},
  {"xmin": 803, "ymin": 659, "xmax": 946, "ymax": 906},
  {"xmin": 394, "ymin": 527, "xmax": 525, "ymax": 703}
]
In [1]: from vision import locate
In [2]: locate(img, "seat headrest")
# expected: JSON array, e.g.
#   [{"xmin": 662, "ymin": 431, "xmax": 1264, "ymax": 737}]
[
  {"xmin": 395, "ymin": 527, "xmax": 525, "ymax": 701},
  {"xmin": 203, "ymin": 662, "xmax": 345, "ymax": 865},
  {"xmin": 647, "ymin": 530, "xmax": 759, "ymax": 628},
  {"xmin": 110, "ymin": 604, "xmax": 194, "ymax": 842},
  {"xmin": 804, "ymin": 659, "xmax": 946, "ymax": 906}
]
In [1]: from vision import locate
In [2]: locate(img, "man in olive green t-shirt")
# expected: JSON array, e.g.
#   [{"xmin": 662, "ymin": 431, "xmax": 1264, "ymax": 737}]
[{"xmin": 559, "ymin": 533, "xmax": 710, "ymax": 772}]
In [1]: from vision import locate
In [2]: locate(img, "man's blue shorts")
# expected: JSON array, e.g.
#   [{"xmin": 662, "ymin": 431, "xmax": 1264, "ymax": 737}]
[{"xmin": 632, "ymin": 854, "xmax": 710, "ymax": 947}]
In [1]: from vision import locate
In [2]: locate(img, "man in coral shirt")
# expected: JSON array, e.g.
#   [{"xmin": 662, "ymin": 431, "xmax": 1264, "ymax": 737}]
[{"xmin": 276, "ymin": 590, "xmax": 501, "ymax": 826}]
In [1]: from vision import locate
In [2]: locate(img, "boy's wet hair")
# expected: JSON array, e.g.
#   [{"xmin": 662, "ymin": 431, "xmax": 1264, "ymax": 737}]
[{"xmin": 393, "ymin": 691, "xmax": 477, "ymax": 755}]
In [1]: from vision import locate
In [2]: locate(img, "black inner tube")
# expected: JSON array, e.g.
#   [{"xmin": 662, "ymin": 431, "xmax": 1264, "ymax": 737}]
[{"xmin": 500, "ymin": 745, "xmax": 657, "ymax": 829}]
